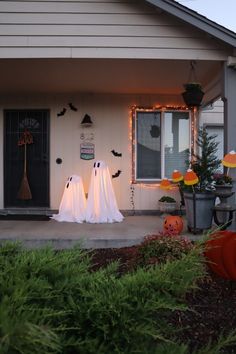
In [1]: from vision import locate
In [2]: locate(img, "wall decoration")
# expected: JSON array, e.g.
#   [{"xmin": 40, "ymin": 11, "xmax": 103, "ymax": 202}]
[
  {"xmin": 56, "ymin": 158, "xmax": 62, "ymax": 164},
  {"xmin": 81, "ymin": 114, "xmax": 93, "ymax": 127},
  {"xmin": 112, "ymin": 170, "xmax": 122, "ymax": 179},
  {"xmin": 111, "ymin": 149, "xmax": 122, "ymax": 157},
  {"xmin": 57, "ymin": 108, "xmax": 66, "ymax": 117},
  {"xmin": 17, "ymin": 130, "xmax": 33, "ymax": 200},
  {"xmin": 80, "ymin": 142, "xmax": 95, "ymax": 160},
  {"xmin": 80, "ymin": 132, "xmax": 94, "ymax": 141},
  {"xmin": 68, "ymin": 103, "xmax": 77, "ymax": 111}
]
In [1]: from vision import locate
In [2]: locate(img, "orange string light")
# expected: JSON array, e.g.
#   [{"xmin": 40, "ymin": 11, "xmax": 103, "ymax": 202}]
[{"xmin": 130, "ymin": 105, "xmax": 190, "ymax": 187}]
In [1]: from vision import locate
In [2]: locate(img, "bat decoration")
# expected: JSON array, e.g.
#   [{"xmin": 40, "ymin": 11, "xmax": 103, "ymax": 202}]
[
  {"xmin": 68, "ymin": 103, "xmax": 78, "ymax": 111},
  {"xmin": 66, "ymin": 176, "xmax": 73, "ymax": 188},
  {"xmin": 111, "ymin": 149, "xmax": 122, "ymax": 157},
  {"xmin": 57, "ymin": 108, "xmax": 66, "ymax": 117},
  {"xmin": 56, "ymin": 158, "xmax": 62, "ymax": 164},
  {"xmin": 112, "ymin": 170, "xmax": 122, "ymax": 179}
]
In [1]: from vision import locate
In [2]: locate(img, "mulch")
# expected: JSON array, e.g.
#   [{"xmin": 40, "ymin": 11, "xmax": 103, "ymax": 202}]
[{"xmin": 90, "ymin": 246, "xmax": 236, "ymax": 353}]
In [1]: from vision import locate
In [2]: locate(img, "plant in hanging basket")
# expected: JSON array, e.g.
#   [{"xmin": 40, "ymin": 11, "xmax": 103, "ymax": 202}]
[{"xmin": 182, "ymin": 82, "xmax": 204, "ymax": 107}]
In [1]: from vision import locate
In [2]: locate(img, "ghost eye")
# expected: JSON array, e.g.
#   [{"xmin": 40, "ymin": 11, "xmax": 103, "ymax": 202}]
[{"xmin": 98, "ymin": 162, "xmax": 100, "ymax": 168}]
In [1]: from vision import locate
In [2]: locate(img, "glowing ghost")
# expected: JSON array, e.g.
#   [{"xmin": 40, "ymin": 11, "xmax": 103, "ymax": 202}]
[
  {"xmin": 86, "ymin": 161, "xmax": 124, "ymax": 223},
  {"xmin": 51, "ymin": 175, "xmax": 86, "ymax": 223}
]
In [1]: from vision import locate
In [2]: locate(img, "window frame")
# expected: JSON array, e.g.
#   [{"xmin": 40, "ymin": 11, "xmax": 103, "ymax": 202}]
[{"xmin": 133, "ymin": 108, "xmax": 191, "ymax": 183}]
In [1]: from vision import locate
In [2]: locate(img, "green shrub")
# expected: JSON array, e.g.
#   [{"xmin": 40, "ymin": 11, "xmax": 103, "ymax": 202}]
[{"xmin": 0, "ymin": 241, "xmax": 210, "ymax": 354}]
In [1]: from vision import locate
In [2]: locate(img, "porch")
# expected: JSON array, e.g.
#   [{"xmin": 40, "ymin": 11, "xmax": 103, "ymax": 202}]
[{"xmin": 0, "ymin": 214, "xmax": 213, "ymax": 249}]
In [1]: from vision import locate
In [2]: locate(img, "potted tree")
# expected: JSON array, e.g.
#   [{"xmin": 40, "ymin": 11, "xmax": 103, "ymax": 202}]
[
  {"xmin": 182, "ymin": 127, "xmax": 221, "ymax": 233},
  {"xmin": 182, "ymin": 83, "xmax": 204, "ymax": 107}
]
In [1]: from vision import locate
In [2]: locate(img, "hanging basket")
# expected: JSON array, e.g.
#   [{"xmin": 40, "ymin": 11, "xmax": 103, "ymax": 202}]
[{"xmin": 182, "ymin": 83, "xmax": 204, "ymax": 107}]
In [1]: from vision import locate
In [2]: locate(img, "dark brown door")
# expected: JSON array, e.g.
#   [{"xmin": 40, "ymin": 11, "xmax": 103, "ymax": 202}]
[{"xmin": 4, "ymin": 109, "xmax": 49, "ymax": 208}]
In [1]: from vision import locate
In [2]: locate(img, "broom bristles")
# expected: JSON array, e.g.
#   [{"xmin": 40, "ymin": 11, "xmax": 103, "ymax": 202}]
[{"xmin": 17, "ymin": 173, "xmax": 32, "ymax": 200}]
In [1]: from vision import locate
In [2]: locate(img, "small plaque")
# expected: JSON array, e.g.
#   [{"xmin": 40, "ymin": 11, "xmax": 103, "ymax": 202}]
[{"xmin": 80, "ymin": 142, "xmax": 95, "ymax": 160}]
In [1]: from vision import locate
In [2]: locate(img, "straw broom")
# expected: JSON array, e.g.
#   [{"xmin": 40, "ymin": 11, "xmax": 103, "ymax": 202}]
[{"xmin": 17, "ymin": 130, "xmax": 33, "ymax": 200}]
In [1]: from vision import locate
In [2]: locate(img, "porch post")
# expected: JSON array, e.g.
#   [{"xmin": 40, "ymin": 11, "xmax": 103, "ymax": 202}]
[{"xmin": 222, "ymin": 62, "xmax": 236, "ymax": 203}]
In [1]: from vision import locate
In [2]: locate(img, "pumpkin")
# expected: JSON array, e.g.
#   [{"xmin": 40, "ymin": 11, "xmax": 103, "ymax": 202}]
[
  {"xmin": 204, "ymin": 230, "xmax": 236, "ymax": 280},
  {"xmin": 163, "ymin": 215, "xmax": 183, "ymax": 235}
]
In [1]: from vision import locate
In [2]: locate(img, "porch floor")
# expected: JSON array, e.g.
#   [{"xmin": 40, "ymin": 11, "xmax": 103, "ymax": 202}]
[{"xmin": 0, "ymin": 215, "xmax": 206, "ymax": 249}]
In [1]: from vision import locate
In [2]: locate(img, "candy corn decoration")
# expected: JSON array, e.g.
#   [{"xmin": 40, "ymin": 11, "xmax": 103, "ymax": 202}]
[
  {"xmin": 222, "ymin": 150, "xmax": 236, "ymax": 168},
  {"xmin": 159, "ymin": 178, "xmax": 172, "ymax": 190},
  {"xmin": 184, "ymin": 169, "xmax": 199, "ymax": 186},
  {"xmin": 172, "ymin": 170, "xmax": 183, "ymax": 183}
]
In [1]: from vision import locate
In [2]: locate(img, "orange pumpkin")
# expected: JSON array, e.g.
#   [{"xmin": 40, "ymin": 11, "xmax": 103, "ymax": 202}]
[
  {"xmin": 163, "ymin": 215, "xmax": 183, "ymax": 235},
  {"xmin": 204, "ymin": 231, "xmax": 236, "ymax": 280}
]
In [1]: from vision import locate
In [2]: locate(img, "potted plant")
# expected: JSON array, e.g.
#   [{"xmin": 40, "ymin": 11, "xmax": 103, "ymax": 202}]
[
  {"xmin": 158, "ymin": 196, "xmax": 177, "ymax": 213},
  {"xmin": 182, "ymin": 127, "xmax": 221, "ymax": 233},
  {"xmin": 213, "ymin": 173, "xmax": 233, "ymax": 195},
  {"xmin": 182, "ymin": 82, "xmax": 204, "ymax": 107}
]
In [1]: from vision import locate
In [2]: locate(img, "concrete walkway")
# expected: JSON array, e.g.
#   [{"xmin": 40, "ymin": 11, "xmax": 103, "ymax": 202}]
[{"xmin": 0, "ymin": 215, "xmax": 203, "ymax": 249}]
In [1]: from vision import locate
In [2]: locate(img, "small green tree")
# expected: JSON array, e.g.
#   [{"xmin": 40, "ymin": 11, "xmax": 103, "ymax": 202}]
[{"xmin": 190, "ymin": 127, "xmax": 221, "ymax": 191}]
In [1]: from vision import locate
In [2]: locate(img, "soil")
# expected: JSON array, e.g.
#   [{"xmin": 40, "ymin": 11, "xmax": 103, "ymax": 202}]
[{"xmin": 91, "ymin": 246, "xmax": 236, "ymax": 353}]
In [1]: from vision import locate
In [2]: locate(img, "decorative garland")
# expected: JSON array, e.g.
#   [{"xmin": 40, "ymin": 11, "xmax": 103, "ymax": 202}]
[{"xmin": 130, "ymin": 184, "xmax": 135, "ymax": 215}]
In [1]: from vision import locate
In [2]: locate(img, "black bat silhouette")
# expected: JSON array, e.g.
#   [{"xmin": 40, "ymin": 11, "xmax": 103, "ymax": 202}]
[
  {"xmin": 68, "ymin": 103, "xmax": 78, "ymax": 111},
  {"xmin": 57, "ymin": 108, "xmax": 66, "ymax": 117},
  {"xmin": 111, "ymin": 149, "xmax": 122, "ymax": 157},
  {"xmin": 112, "ymin": 170, "xmax": 122, "ymax": 178}
]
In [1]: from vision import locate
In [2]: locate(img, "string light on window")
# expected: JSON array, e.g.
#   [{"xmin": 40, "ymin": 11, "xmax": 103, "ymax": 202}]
[{"xmin": 130, "ymin": 105, "xmax": 190, "ymax": 186}]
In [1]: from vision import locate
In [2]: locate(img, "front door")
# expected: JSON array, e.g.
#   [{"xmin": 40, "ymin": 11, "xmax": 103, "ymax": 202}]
[{"xmin": 4, "ymin": 109, "xmax": 50, "ymax": 208}]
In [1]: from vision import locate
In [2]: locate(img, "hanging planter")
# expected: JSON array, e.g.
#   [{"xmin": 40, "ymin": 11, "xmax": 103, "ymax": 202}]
[{"xmin": 182, "ymin": 83, "xmax": 204, "ymax": 107}]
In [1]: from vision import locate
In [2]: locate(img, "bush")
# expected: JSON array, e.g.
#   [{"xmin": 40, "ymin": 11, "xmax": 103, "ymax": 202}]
[
  {"xmin": 137, "ymin": 234, "xmax": 193, "ymax": 267},
  {"xmin": 0, "ymin": 241, "xmax": 206, "ymax": 354}
]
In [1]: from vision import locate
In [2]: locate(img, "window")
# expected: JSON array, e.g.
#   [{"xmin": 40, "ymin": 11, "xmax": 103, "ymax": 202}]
[{"xmin": 134, "ymin": 109, "xmax": 190, "ymax": 181}]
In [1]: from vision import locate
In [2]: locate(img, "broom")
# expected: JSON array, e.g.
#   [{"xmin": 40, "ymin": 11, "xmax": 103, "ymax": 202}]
[{"xmin": 17, "ymin": 130, "xmax": 33, "ymax": 200}]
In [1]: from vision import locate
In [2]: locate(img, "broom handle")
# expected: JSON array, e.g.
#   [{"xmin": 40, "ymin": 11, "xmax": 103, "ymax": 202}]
[{"xmin": 24, "ymin": 144, "xmax": 27, "ymax": 174}]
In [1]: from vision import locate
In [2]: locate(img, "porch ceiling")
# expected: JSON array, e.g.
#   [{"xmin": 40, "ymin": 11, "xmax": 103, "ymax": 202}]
[{"xmin": 0, "ymin": 58, "xmax": 221, "ymax": 97}]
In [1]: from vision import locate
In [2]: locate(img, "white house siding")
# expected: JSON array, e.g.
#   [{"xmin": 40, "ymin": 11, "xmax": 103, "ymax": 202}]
[
  {"xmin": 0, "ymin": 93, "xmax": 180, "ymax": 211},
  {"xmin": 200, "ymin": 99, "xmax": 224, "ymax": 126},
  {"xmin": 0, "ymin": 0, "xmax": 232, "ymax": 60},
  {"xmin": 0, "ymin": 0, "xmax": 233, "ymax": 212}
]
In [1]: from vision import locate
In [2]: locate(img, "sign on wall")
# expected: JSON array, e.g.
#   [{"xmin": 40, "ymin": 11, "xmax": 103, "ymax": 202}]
[{"xmin": 80, "ymin": 142, "xmax": 95, "ymax": 160}]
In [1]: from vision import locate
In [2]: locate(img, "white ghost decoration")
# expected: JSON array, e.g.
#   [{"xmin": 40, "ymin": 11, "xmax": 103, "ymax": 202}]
[
  {"xmin": 85, "ymin": 161, "xmax": 124, "ymax": 223},
  {"xmin": 51, "ymin": 175, "xmax": 86, "ymax": 223}
]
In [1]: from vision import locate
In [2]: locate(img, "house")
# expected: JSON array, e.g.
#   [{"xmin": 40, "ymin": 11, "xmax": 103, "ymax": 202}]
[
  {"xmin": 0, "ymin": 0, "xmax": 236, "ymax": 214},
  {"xmin": 200, "ymin": 99, "xmax": 224, "ymax": 172}
]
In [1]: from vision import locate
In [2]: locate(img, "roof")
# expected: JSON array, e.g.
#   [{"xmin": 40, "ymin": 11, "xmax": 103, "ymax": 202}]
[{"xmin": 145, "ymin": 0, "xmax": 236, "ymax": 48}]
